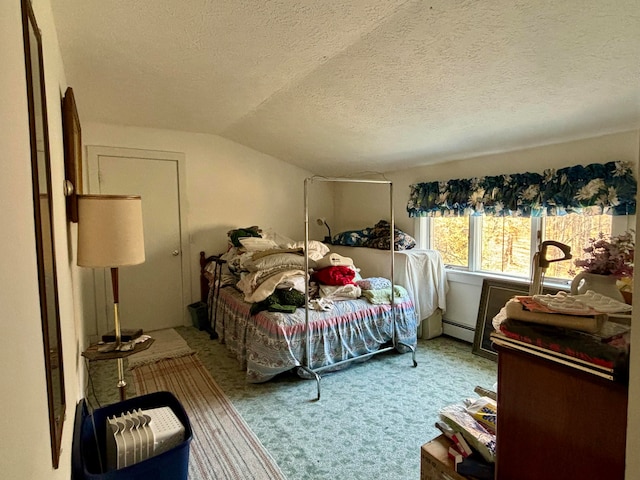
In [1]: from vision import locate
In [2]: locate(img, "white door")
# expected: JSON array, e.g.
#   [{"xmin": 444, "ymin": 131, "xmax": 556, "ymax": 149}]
[{"xmin": 87, "ymin": 146, "xmax": 190, "ymax": 335}]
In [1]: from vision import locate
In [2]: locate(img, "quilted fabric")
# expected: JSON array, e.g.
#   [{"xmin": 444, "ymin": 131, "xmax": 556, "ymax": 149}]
[
  {"xmin": 363, "ymin": 220, "xmax": 416, "ymax": 251},
  {"xmin": 331, "ymin": 220, "xmax": 416, "ymax": 251},
  {"xmin": 356, "ymin": 277, "xmax": 392, "ymax": 290}
]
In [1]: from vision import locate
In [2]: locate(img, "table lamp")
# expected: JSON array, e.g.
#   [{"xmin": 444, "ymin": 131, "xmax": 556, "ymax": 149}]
[
  {"xmin": 77, "ymin": 194, "xmax": 145, "ymax": 400},
  {"xmin": 316, "ymin": 217, "xmax": 332, "ymax": 244}
]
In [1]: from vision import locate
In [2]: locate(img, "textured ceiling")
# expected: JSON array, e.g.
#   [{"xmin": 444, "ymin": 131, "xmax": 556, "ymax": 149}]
[{"xmin": 51, "ymin": 0, "xmax": 640, "ymax": 176}]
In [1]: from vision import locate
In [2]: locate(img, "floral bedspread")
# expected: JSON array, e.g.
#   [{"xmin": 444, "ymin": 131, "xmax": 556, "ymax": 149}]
[{"xmin": 213, "ymin": 286, "xmax": 418, "ymax": 382}]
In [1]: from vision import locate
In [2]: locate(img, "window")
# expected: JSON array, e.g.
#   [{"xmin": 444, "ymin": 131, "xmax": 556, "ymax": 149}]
[
  {"xmin": 542, "ymin": 215, "xmax": 612, "ymax": 279},
  {"xmin": 408, "ymin": 160, "xmax": 635, "ymax": 281},
  {"xmin": 423, "ymin": 214, "xmax": 615, "ymax": 281},
  {"xmin": 430, "ymin": 216, "xmax": 469, "ymax": 268},
  {"xmin": 481, "ymin": 216, "xmax": 532, "ymax": 276}
]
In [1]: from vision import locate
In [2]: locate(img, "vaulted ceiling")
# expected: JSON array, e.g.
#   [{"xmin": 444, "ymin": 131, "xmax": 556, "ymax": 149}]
[{"xmin": 51, "ymin": 0, "xmax": 640, "ymax": 176}]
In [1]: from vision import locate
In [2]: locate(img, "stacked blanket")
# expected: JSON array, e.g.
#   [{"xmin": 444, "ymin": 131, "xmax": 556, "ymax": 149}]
[
  {"xmin": 331, "ymin": 220, "xmax": 416, "ymax": 250},
  {"xmin": 312, "ymin": 262, "xmax": 361, "ymax": 301},
  {"xmin": 211, "ymin": 227, "xmax": 411, "ymax": 313}
]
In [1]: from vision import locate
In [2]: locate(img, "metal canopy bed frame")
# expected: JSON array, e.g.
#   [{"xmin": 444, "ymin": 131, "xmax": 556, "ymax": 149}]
[
  {"xmin": 198, "ymin": 176, "xmax": 418, "ymax": 401},
  {"xmin": 300, "ymin": 176, "xmax": 417, "ymax": 400}
]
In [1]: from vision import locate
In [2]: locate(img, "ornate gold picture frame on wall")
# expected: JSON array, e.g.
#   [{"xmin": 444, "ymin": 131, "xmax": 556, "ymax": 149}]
[{"xmin": 62, "ymin": 86, "xmax": 82, "ymax": 222}]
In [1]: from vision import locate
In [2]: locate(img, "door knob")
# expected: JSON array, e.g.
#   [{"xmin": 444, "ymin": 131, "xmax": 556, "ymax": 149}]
[{"xmin": 172, "ymin": 250, "xmax": 180, "ymax": 256}]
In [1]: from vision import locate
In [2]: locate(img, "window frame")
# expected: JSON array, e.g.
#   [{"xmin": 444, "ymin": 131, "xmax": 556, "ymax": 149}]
[{"xmin": 417, "ymin": 214, "xmax": 629, "ymax": 283}]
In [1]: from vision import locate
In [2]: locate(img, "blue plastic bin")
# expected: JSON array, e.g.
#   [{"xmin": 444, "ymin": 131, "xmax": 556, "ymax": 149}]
[{"xmin": 72, "ymin": 391, "xmax": 192, "ymax": 480}]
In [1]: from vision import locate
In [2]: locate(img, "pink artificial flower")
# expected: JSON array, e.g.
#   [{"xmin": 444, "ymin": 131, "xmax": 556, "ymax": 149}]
[{"xmin": 571, "ymin": 231, "xmax": 634, "ymax": 278}]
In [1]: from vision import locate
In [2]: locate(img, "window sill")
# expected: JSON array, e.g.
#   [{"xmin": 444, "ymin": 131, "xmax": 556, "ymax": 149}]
[{"xmin": 444, "ymin": 268, "xmax": 570, "ymax": 291}]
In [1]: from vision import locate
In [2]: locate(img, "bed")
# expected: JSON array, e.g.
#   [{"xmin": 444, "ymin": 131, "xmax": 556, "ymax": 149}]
[
  {"xmin": 197, "ymin": 177, "xmax": 436, "ymax": 400},
  {"xmin": 199, "ymin": 240, "xmax": 419, "ymax": 400}
]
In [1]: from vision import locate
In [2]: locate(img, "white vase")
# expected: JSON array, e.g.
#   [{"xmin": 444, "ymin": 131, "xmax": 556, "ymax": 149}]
[{"xmin": 570, "ymin": 272, "xmax": 624, "ymax": 302}]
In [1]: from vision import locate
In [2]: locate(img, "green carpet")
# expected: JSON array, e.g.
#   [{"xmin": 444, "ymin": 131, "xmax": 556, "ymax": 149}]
[
  {"xmin": 86, "ymin": 326, "xmax": 497, "ymax": 480},
  {"xmin": 132, "ymin": 353, "xmax": 286, "ymax": 479}
]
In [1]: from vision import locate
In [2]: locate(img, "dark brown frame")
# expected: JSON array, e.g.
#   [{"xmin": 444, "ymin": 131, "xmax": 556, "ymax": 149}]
[
  {"xmin": 62, "ymin": 86, "xmax": 81, "ymax": 222},
  {"xmin": 473, "ymin": 279, "xmax": 529, "ymax": 360},
  {"xmin": 22, "ymin": 0, "xmax": 66, "ymax": 468},
  {"xmin": 472, "ymin": 278, "xmax": 562, "ymax": 361}
]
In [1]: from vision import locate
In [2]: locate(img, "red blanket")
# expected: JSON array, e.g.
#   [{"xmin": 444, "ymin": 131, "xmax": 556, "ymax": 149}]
[{"xmin": 312, "ymin": 266, "xmax": 356, "ymax": 286}]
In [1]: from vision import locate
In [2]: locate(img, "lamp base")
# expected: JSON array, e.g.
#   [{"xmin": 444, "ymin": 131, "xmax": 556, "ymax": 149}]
[
  {"xmin": 323, "ymin": 236, "xmax": 332, "ymax": 244},
  {"xmin": 117, "ymin": 357, "xmax": 126, "ymax": 401}
]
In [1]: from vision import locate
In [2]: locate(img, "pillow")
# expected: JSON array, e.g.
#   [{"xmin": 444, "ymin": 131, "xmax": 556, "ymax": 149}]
[
  {"xmin": 246, "ymin": 252, "xmax": 313, "ymax": 272},
  {"xmin": 239, "ymin": 237, "xmax": 279, "ymax": 252},
  {"xmin": 315, "ymin": 253, "xmax": 354, "ymax": 269},
  {"xmin": 286, "ymin": 240, "xmax": 331, "ymax": 261},
  {"xmin": 331, "ymin": 228, "xmax": 373, "ymax": 247},
  {"xmin": 362, "ymin": 220, "xmax": 416, "ymax": 251}
]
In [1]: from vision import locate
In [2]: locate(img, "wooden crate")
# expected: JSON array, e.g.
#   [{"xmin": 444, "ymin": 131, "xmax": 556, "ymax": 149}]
[{"xmin": 420, "ymin": 435, "xmax": 468, "ymax": 480}]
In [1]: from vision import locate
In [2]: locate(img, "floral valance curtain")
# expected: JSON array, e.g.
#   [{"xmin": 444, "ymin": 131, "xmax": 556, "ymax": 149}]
[{"xmin": 407, "ymin": 161, "xmax": 636, "ymax": 218}]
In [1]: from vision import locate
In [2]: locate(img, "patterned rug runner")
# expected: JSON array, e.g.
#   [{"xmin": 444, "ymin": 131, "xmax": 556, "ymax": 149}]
[
  {"xmin": 131, "ymin": 354, "xmax": 286, "ymax": 480},
  {"xmin": 127, "ymin": 328, "xmax": 194, "ymax": 368}
]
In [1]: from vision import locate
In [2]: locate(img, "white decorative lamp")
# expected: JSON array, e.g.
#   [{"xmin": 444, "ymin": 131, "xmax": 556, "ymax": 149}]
[{"xmin": 77, "ymin": 194, "xmax": 145, "ymax": 400}]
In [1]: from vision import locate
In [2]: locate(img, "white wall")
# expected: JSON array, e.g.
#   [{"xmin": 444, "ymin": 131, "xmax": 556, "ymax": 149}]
[
  {"xmin": 82, "ymin": 123, "xmax": 334, "ymax": 306},
  {"xmin": 1, "ymin": 0, "xmax": 82, "ymax": 478},
  {"xmin": 336, "ymin": 130, "xmax": 640, "ymax": 236}
]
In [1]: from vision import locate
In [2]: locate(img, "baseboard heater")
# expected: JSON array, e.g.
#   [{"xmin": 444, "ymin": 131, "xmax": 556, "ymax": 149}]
[
  {"xmin": 105, "ymin": 407, "xmax": 185, "ymax": 470},
  {"xmin": 442, "ymin": 318, "xmax": 476, "ymax": 343},
  {"xmin": 442, "ymin": 319, "xmax": 475, "ymax": 331}
]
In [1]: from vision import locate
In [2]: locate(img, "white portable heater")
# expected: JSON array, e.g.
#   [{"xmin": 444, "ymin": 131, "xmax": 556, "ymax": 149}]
[{"xmin": 105, "ymin": 406, "xmax": 185, "ymax": 470}]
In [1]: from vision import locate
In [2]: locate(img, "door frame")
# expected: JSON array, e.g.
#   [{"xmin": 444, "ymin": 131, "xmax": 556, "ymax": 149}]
[{"xmin": 85, "ymin": 145, "xmax": 191, "ymax": 338}]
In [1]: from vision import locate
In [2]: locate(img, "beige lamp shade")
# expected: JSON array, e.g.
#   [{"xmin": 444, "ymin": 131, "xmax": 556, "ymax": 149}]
[{"xmin": 77, "ymin": 195, "xmax": 145, "ymax": 267}]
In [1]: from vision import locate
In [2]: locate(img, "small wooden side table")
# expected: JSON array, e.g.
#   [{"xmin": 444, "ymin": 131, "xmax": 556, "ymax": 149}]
[{"xmin": 82, "ymin": 338, "xmax": 155, "ymax": 400}]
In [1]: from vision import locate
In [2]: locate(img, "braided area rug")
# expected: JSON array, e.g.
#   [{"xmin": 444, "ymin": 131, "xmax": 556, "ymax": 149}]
[
  {"xmin": 127, "ymin": 328, "xmax": 194, "ymax": 368},
  {"xmin": 132, "ymin": 354, "xmax": 286, "ymax": 480}
]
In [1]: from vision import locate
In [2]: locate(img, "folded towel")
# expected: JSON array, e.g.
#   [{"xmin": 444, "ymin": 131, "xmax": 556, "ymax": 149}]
[
  {"xmin": 319, "ymin": 284, "xmax": 361, "ymax": 300},
  {"xmin": 356, "ymin": 277, "xmax": 392, "ymax": 290},
  {"xmin": 361, "ymin": 285, "xmax": 409, "ymax": 304}
]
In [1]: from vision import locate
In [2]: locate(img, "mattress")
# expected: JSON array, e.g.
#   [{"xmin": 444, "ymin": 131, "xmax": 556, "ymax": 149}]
[{"xmin": 213, "ymin": 285, "xmax": 418, "ymax": 382}]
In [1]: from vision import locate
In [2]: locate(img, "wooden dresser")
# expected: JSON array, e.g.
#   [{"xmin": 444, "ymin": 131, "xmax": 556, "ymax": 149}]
[{"xmin": 495, "ymin": 343, "xmax": 628, "ymax": 480}]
